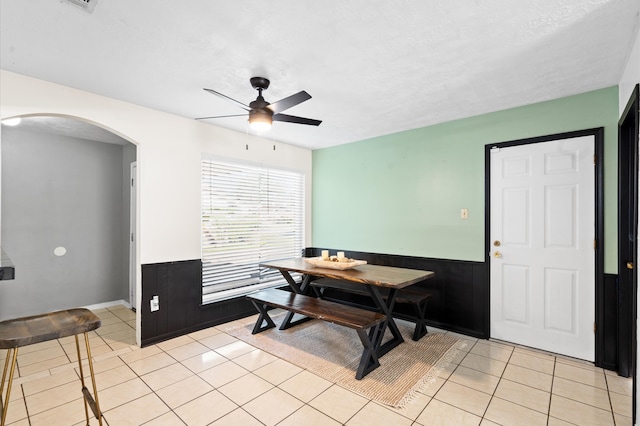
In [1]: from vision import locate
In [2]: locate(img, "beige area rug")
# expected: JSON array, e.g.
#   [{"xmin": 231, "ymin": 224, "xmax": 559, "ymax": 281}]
[{"xmin": 226, "ymin": 313, "xmax": 466, "ymax": 408}]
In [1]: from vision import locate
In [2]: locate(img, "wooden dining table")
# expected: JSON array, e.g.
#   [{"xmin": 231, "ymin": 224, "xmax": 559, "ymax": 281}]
[{"xmin": 260, "ymin": 257, "xmax": 435, "ymax": 358}]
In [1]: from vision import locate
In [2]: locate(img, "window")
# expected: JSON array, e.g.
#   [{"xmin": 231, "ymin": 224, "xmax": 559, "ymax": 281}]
[{"xmin": 201, "ymin": 156, "xmax": 304, "ymax": 304}]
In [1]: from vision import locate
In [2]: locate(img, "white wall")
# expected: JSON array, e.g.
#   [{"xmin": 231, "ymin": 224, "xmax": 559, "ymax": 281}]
[
  {"xmin": 0, "ymin": 70, "xmax": 313, "ymax": 313},
  {"xmin": 620, "ymin": 27, "xmax": 639, "ymax": 113}
]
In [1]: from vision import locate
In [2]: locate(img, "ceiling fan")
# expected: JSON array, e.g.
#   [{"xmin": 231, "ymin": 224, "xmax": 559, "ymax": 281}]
[{"xmin": 196, "ymin": 77, "xmax": 322, "ymax": 131}]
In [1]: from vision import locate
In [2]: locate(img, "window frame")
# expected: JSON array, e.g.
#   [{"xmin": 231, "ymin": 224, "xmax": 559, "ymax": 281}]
[{"xmin": 201, "ymin": 154, "xmax": 305, "ymax": 304}]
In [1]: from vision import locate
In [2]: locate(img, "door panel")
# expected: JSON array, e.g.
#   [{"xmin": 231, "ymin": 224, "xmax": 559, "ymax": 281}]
[
  {"xmin": 490, "ymin": 135, "xmax": 595, "ymax": 361},
  {"xmin": 546, "ymin": 185, "xmax": 576, "ymax": 247},
  {"xmin": 503, "ymin": 188, "xmax": 530, "ymax": 245},
  {"xmin": 544, "ymin": 268, "xmax": 576, "ymax": 332},
  {"xmin": 501, "ymin": 264, "xmax": 529, "ymax": 323}
]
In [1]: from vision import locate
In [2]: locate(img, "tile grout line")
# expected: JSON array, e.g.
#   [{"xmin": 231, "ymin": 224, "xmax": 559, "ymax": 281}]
[
  {"xmin": 605, "ymin": 373, "xmax": 617, "ymax": 426},
  {"xmin": 548, "ymin": 356, "xmax": 557, "ymax": 426},
  {"xmin": 432, "ymin": 339, "xmax": 496, "ymax": 423},
  {"xmin": 480, "ymin": 340, "xmax": 511, "ymax": 424},
  {"xmin": 459, "ymin": 341, "xmax": 548, "ymax": 422},
  {"xmin": 134, "ymin": 335, "xmax": 253, "ymax": 424},
  {"xmin": 7, "ymin": 308, "xmax": 631, "ymax": 426}
]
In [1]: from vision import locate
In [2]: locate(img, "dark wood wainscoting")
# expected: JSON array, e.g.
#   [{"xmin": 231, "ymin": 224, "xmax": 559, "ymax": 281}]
[
  {"xmin": 600, "ymin": 273, "xmax": 619, "ymax": 371},
  {"xmin": 141, "ymin": 259, "xmax": 256, "ymax": 346},
  {"xmin": 304, "ymin": 248, "xmax": 488, "ymax": 339},
  {"xmin": 140, "ymin": 253, "xmax": 619, "ymax": 370},
  {"xmin": 140, "ymin": 253, "xmax": 489, "ymax": 346}
]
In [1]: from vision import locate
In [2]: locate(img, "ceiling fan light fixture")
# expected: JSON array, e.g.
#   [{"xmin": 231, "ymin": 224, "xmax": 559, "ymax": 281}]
[
  {"xmin": 198, "ymin": 77, "xmax": 321, "ymax": 129},
  {"xmin": 249, "ymin": 110, "xmax": 272, "ymax": 132},
  {"xmin": 1, "ymin": 117, "xmax": 21, "ymax": 126}
]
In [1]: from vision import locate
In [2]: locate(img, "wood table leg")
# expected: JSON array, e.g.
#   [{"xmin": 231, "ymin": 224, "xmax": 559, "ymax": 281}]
[
  {"xmin": 367, "ymin": 286, "xmax": 404, "ymax": 357},
  {"xmin": 280, "ymin": 271, "xmax": 311, "ymax": 294},
  {"xmin": 411, "ymin": 300, "xmax": 429, "ymax": 341},
  {"xmin": 280, "ymin": 273, "xmax": 314, "ymax": 330},
  {"xmin": 355, "ymin": 325, "xmax": 381, "ymax": 379}
]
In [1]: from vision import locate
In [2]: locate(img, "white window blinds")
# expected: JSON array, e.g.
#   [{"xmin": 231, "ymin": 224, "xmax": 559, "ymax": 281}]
[{"xmin": 201, "ymin": 157, "xmax": 304, "ymax": 303}]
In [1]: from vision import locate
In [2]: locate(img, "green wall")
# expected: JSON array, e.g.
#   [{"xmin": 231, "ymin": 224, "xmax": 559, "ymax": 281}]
[{"xmin": 312, "ymin": 86, "xmax": 619, "ymax": 273}]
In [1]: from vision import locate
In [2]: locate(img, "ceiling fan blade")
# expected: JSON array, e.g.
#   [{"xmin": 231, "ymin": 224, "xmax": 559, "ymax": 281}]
[
  {"xmin": 203, "ymin": 88, "xmax": 251, "ymax": 111},
  {"xmin": 195, "ymin": 114, "xmax": 248, "ymax": 120},
  {"xmin": 273, "ymin": 113, "xmax": 322, "ymax": 126},
  {"xmin": 267, "ymin": 91, "xmax": 311, "ymax": 114}
]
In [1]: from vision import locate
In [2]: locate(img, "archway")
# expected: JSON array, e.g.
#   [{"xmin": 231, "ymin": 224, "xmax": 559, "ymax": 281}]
[{"xmin": 0, "ymin": 114, "xmax": 140, "ymax": 346}]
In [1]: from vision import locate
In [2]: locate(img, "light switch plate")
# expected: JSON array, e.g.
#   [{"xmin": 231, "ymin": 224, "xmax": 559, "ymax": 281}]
[{"xmin": 150, "ymin": 295, "xmax": 159, "ymax": 312}]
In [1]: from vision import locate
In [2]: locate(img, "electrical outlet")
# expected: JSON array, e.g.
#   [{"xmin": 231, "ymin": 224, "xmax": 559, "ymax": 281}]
[
  {"xmin": 150, "ymin": 295, "xmax": 159, "ymax": 312},
  {"xmin": 461, "ymin": 208, "xmax": 469, "ymax": 219}
]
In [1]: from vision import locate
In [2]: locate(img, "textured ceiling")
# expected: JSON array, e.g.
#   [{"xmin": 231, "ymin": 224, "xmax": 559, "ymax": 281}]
[
  {"xmin": 1, "ymin": 116, "xmax": 129, "ymax": 145},
  {"xmin": 1, "ymin": 0, "xmax": 639, "ymax": 149}
]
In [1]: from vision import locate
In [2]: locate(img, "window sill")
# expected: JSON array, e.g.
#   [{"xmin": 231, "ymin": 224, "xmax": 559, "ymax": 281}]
[{"xmin": 201, "ymin": 282, "xmax": 284, "ymax": 306}]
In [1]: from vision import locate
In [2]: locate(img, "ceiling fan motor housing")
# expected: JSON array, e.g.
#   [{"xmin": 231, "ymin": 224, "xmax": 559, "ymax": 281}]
[
  {"xmin": 249, "ymin": 96, "xmax": 271, "ymax": 112},
  {"xmin": 198, "ymin": 76, "xmax": 321, "ymax": 127},
  {"xmin": 250, "ymin": 77, "xmax": 270, "ymax": 91},
  {"xmin": 249, "ymin": 77, "xmax": 272, "ymax": 112}
]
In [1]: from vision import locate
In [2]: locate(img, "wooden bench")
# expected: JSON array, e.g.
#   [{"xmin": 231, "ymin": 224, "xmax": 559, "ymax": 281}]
[
  {"xmin": 311, "ymin": 278, "xmax": 433, "ymax": 341},
  {"xmin": 246, "ymin": 288, "xmax": 386, "ymax": 379}
]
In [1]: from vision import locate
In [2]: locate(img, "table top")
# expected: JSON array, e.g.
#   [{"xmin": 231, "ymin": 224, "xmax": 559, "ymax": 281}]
[{"xmin": 260, "ymin": 257, "xmax": 435, "ymax": 289}]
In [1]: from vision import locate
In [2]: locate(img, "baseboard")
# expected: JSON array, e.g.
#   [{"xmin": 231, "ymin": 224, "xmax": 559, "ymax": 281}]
[{"xmin": 83, "ymin": 299, "xmax": 131, "ymax": 311}]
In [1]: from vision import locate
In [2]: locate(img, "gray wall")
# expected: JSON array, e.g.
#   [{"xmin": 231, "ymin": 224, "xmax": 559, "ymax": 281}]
[{"xmin": 0, "ymin": 127, "xmax": 133, "ymax": 320}]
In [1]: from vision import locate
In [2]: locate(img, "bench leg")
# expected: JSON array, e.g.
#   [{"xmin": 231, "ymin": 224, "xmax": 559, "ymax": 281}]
[
  {"xmin": 278, "ymin": 273, "xmax": 315, "ymax": 330},
  {"xmin": 0, "ymin": 348, "xmax": 18, "ymax": 426},
  {"xmin": 311, "ymin": 285, "xmax": 324, "ymax": 298},
  {"xmin": 355, "ymin": 324, "xmax": 382, "ymax": 380},
  {"xmin": 279, "ymin": 311, "xmax": 313, "ymax": 330},
  {"xmin": 75, "ymin": 333, "xmax": 103, "ymax": 425},
  {"xmin": 250, "ymin": 301, "xmax": 277, "ymax": 334},
  {"xmin": 411, "ymin": 300, "xmax": 429, "ymax": 341}
]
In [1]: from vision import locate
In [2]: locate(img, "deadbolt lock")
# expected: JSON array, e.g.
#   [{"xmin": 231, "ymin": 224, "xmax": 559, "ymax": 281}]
[
  {"xmin": 493, "ymin": 240, "xmax": 501, "ymax": 247},
  {"xmin": 627, "ymin": 262, "xmax": 634, "ymax": 270}
]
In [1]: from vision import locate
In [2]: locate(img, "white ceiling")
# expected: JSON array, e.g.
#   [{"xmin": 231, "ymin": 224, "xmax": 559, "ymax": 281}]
[
  {"xmin": 1, "ymin": 0, "xmax": 639, "ymax": 149},
  {"xmin": 2, "ymin": 115, "xmax": 130, "ymax": 145}
]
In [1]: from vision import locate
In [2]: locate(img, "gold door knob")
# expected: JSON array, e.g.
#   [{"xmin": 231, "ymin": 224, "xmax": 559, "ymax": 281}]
[
  {"xmin": 494, "ymin": 251, "xmax": 502, "ymax": 258},
  {"xmin": 627, "ymin": 262, "xmax": 634, "ymax": 270},
  {"xmin": 493, "ymin": 240, "xmax": 501, "ymax": 247}
]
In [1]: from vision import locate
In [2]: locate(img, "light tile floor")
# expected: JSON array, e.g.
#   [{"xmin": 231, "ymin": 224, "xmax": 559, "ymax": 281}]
[{"xmin": 0, "ymin": 304, "xmax": 633, "ymax": 425}]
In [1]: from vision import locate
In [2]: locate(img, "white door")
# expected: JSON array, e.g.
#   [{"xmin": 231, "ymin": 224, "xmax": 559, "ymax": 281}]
[
  {"xmin": 490, "ymin": 135, "xmax": 595, "ymax": 361},
  {"xmin": 129, "ymin": 162, "xmax": 137, "ymax": 310}
]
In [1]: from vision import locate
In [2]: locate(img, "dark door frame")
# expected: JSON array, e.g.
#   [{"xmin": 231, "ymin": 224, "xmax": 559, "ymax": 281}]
[
  {"xmin": 484, "ymin": 128, "xmax": 605, "ymax": 364},
  {"xmin": 618, "ymin": 84, "xmax": 639, "ymax": 424}
]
